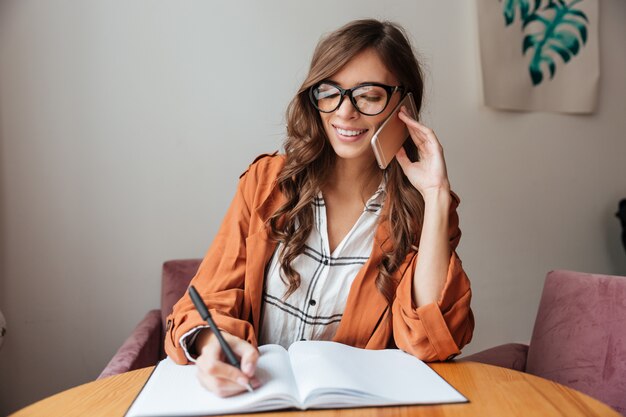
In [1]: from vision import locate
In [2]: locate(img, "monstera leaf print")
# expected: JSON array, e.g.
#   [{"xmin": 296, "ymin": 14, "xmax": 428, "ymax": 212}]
[
  {"xmin": 501, "ymin": 0, "xmax": 589, "ymax": 86},
  {"xmin": 502, "ymin": 0, "xmax": 540, "ymax": 25}
]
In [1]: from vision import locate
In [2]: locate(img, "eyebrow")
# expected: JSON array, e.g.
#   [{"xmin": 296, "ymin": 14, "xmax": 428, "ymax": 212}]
[{"xmin": 326, "ymin": 79, "xmax": 387, "ymax": 87}]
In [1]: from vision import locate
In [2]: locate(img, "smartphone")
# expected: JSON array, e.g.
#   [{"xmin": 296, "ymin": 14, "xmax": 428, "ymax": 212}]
[{"xmin": 370, "ymin": 92, "xmax": 418, "ymax": 170}]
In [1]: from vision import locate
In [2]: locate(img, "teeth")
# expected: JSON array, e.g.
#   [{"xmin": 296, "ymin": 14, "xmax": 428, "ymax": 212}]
[{"xmin": 336, "ymin": 127, "xmax": 366, "ymax": 137}]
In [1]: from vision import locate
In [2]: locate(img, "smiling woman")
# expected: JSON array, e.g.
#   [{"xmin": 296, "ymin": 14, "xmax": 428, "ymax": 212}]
[{"xmin": 164, "ymin": 19, "xmax": 474, "ymax": 398}]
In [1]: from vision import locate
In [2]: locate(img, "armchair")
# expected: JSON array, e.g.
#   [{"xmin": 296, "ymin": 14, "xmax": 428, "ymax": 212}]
[
  {"xmin": 98, "ymin": 259, "xmax": 201, "ymax": 379},
  {"xmin": 462, "ymin": 270, "xmax": 626, "ymax": 415}
]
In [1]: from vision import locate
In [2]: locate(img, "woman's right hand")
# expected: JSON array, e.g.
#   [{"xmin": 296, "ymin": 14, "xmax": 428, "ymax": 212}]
[{"xmin": 194, "ymin": 329, "xmax": 261, "ymax": 397}]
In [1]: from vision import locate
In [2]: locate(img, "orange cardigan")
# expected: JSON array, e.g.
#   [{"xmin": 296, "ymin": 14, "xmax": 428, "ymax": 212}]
[{"xmin": 165, "ymin": 153, "xmax": 474, "ymax": 363}]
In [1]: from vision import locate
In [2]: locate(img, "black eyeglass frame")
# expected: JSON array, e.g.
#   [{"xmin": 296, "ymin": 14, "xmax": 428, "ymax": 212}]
[{"xmin": 309, "ymin": 81, "xmax": 405, "ymax": 116}]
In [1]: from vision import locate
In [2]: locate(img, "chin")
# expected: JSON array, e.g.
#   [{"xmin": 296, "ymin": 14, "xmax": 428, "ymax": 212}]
[{"xmin": 329, "ymin": 140, "xmax": 376, "ymax": 162}]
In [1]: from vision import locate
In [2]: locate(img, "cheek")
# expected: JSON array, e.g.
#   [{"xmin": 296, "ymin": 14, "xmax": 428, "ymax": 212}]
[
  {"xmin": 320, "ymin": 115, "xmax": 333, "ymax": 134},
  {"xmin": 371, "ymin": 110, "xmax": 393, "ymax": 129}
]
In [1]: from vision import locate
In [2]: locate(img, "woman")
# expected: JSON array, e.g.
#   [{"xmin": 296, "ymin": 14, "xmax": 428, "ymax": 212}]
[{"xmin": 165, "ymin": 19, "xmax": 474, "ymax": 397}]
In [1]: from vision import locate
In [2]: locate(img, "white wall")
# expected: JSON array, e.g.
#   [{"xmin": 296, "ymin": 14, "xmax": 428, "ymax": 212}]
[{"xmin": 1, "ymin": 0, "xmax": 624, "ymax": 413}]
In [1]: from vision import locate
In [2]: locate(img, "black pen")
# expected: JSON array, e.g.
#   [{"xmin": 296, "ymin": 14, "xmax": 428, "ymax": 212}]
[{"xmin": 188, "ymin": 285, "xmax": 254, "ymax": 392}]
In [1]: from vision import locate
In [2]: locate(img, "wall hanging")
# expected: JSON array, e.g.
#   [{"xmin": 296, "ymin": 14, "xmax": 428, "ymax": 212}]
[{"xmin": 477, "ymin": 0, "xmax": 599, "ymax": 113}]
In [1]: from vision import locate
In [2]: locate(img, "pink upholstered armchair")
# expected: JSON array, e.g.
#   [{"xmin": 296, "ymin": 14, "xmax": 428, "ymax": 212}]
[
  {"xmin": 98, "ymin": 259, "xmax": 201, "ymax": 379},
  {"xmin": 462, "ymin": 270, "xmax": 626, "ymax": 416}
]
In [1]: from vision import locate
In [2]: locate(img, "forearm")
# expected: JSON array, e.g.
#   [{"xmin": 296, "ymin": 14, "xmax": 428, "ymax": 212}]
[{"xmin": 412, "ymin": 188, "xmax": 452, "ymax": 307}]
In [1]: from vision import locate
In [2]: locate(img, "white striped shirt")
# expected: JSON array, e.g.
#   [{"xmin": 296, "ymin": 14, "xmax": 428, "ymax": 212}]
[
  {"xmin": 258, "ymin": 181, "xmax": 386, "ymax": 348},
  {"xmin": 181, "ymin": 179, "xmax": 386, "ymax": 358}
]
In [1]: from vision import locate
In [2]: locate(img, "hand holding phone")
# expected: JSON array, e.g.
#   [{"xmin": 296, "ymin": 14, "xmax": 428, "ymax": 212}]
[{"xmin": 370, "ymin": 92, "xmax": 418, "ymax": 170}]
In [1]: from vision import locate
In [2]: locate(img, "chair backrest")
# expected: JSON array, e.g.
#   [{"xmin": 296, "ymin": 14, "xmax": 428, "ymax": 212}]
[
  {"xmin": 161, "ymin": 259, "xmax": 203, "ymax": 331},
  {"xmin": 526, "ymin": 270, "xmax": 626, "ymax": 415}
]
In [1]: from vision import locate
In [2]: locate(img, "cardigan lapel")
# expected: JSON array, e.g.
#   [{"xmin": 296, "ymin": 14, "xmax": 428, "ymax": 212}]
[
  {"xmin": 245, "ymin": 179, "xmax": 286, "ymax": 333},
  {"xmin": 244, "ymin": 229, "xmax": 277, "ymax": 333},
  {"xmin": 332, "ymin": 196, "xmax": 395, "ymax": 348}
]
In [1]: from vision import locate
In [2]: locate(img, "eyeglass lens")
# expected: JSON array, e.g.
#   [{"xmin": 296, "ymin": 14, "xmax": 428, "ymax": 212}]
[{"xmin": 313, "ymin": 83, "xmax": 389, "ymax": 115}]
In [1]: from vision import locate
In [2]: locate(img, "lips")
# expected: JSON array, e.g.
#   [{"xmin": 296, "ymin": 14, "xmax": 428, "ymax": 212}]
[
  {"xmin": 332, "ymin": 124, "xmax": 369, "ymax": 142},
  {"xmin": 336, "ymin": 126, "xmax": 367, "ymax": 136}
]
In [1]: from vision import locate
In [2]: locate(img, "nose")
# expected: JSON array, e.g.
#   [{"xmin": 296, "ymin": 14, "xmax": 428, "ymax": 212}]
[{"xmin": 335, "ymin": 95, "xmax": 359, "ymax": 119}]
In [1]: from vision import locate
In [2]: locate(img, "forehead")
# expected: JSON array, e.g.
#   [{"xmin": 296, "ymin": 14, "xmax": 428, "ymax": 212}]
[{"xmin": 329, "ymin": 48, "xmax": 399, "ymax": 87}]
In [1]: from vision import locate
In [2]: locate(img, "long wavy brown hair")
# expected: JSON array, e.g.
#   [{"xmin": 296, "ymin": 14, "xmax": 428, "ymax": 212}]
[{"xmin": 268, "ymin": 19, "xmax": 425, "ymax": 304}]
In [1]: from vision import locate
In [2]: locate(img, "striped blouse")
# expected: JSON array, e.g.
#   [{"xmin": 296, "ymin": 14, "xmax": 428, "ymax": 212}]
[
  {"xmin": 258, "ymin": 181, "xmax": 386, "ymax": 348},
  {"xmin": 181, "ymin": 179, "xmax": 386, "ymax": 358}
]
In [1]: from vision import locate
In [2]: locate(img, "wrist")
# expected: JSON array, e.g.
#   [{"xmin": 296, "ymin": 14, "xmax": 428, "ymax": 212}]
[
  {"xmin": 421, "ymin": 185, "xmax": 451, "ymax": 205},
  {"xmin": 194, "ymin": 328, "xmax": 214, "ymax": 355}
]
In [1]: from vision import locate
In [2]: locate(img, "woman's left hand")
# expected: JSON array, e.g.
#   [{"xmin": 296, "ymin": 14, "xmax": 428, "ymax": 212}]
[{"xmin": 396, "ymin": 108, "xmax": 450, "ymax": 198}]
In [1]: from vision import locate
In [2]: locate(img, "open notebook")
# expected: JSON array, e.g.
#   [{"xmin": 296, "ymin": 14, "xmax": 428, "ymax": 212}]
[{"xmin": 125, "ymin": 341, "xmax": 467, "ymax": 416}]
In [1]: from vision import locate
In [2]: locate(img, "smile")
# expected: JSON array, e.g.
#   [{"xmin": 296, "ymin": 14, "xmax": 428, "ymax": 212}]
[
  {"xmin": 332, "ymin": 124, "xmax": 369, "ymax": 142},
  {"xmin": 336, "ymin": 127, "xmax": 367, "ymax": 136}
]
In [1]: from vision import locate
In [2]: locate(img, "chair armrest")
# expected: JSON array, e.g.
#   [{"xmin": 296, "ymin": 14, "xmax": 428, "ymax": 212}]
[
  {"xmin": 98, "ymin": 309, "xmax": 163, "ymax": 379},
  {"xmin": 460, "ymin": 343, "xmax": 529, "ymax": 372}
]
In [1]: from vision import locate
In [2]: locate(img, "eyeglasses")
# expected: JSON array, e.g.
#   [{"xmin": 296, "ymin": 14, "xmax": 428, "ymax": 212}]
[{"xmin": 309, "ymin": 81, "xmax": 404, "ymax": 116}]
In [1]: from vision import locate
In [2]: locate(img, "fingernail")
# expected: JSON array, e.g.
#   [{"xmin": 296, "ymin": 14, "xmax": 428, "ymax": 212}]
[
  {"xmin": 242, "ymin": 362, "xmax": 254, "ymax": 375},
  {"xmin": 237, "ymin": 377, "xmax": 250, "ymax": 388}
]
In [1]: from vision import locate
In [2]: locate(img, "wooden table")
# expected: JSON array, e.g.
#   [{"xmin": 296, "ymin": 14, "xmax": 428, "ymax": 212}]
[{"xmin": 9, "ymin": 361, "xmax": 621, "ymax": 417}]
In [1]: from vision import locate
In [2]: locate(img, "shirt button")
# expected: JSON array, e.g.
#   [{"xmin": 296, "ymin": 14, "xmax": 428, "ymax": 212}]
[
  {"xmin": 323, "ymin": 259, "xmax": 329, "ymax": 265},
  {"xmin": 309, "ymin": 299, "xmax": 316, "ymax": 306}
]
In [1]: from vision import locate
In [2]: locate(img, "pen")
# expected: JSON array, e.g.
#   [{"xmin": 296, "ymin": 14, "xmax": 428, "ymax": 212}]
[{"xmin": 188, "ymin": 285, "xmax": 254, "ymax": 393}]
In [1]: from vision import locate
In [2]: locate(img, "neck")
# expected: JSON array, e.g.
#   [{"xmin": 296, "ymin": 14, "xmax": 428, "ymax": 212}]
[{"xmin": 325, "ymin": 156, "xmax": 382, "ymax": 202}]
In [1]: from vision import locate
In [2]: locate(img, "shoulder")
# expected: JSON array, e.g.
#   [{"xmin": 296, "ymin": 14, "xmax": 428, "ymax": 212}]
[
  {"xmin": 235, "ymin": 152, "xmax": 287, "ymax": 212},
  {"xmin": 239, "ymin": 151, "xmax": 286, "ymax": 181}
]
